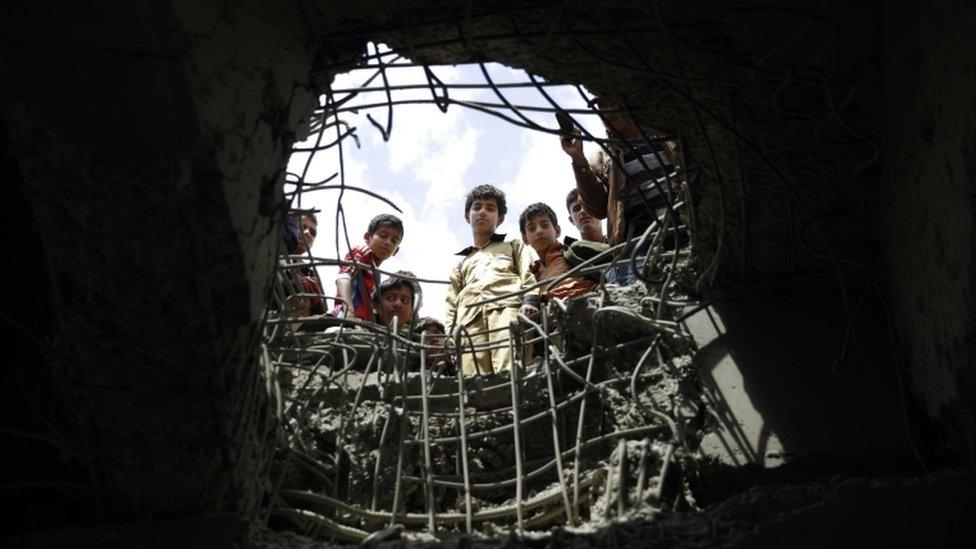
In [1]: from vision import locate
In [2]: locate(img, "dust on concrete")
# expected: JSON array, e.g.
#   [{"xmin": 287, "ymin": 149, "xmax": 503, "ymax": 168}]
[{"xmin": 270, "ymin": 252, "xmax": 715, "ymax": 542}]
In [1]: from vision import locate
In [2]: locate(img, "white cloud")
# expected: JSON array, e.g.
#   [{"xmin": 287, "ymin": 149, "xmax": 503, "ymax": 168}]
[
  {"xmin": 285, "ymin": 45, "xmax": 606, "ymax": 322},
  {"xmin": 498, "ymin": 85, "xmax": 607, "ymax": 242}
]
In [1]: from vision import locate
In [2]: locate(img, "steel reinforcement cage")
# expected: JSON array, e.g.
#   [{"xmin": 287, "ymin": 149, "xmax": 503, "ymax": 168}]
[{"xmin": 257, "ymin": 38, "xmax": 700, "ymax": 542}]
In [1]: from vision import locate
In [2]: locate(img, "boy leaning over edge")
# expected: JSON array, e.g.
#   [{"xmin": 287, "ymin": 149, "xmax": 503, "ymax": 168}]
[
  {"xmin": 333, "ymin": 213, "xmax": 403, "ymax": 322},
  {"xmin": 445, "ymin": 184, "xmax": 539, "ymax": 375}
]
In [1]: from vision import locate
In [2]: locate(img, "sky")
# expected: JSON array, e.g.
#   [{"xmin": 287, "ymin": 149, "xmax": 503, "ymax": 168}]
[{"xmin": 286, "ymin": 43, "xmax": 607, "ymax": 319}]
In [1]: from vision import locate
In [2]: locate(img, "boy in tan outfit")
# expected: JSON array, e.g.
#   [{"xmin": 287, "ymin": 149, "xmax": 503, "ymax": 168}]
[{"xmin": 445, "ymin": 184, "xmax": 539, "ymax": 375}]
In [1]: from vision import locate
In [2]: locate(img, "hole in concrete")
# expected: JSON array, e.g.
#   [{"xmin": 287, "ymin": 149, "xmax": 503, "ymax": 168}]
[
  {"xmin": 264, "ymin": 42, "xmax": 699, "ymax": 541},
  {"xmin": 4, "ymin": 2, "xmax": 951, "ymax": 545}
]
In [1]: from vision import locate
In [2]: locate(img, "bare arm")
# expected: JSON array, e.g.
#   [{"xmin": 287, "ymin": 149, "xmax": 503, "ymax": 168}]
[
  {"xmin": 575, "ymin": 158, "xmax": 609, "ymax": 219},
  {"xmin": 513, "ymin": 240, "xmax": 540, "ymax": 316},
  {"xmin": 335, "ymin": 277, "xmax": 354, "ymax": 318},
  {"xmin": 561, "ymin": 135, "xmax": 609, "ymax": 218}
]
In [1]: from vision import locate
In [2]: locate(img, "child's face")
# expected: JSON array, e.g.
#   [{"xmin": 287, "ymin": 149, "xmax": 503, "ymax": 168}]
[
  {"xmin": 298, "ymin": 216, "xmax": 317, "ymax": 254},
  {"xmin": 522, "ymin": 213, "xmax": 560, "ymax": 253},
  {"xmin": 364, "ymin": 225, "xmax": 402, "ymax": 261},
  {"xmin": 422, "ymin": 327, "xmax": 448, "ymax": 362},
  {"xmin": 379, "ymin": 285, "xmax": 413, "ymax": 328},
  {"xmin": 568, "ymin": 198, "xmax": 601, "ymax": 237},
  {"xmin": 466, "ymin": 198, "xmax": 503, "ymax": 236}
]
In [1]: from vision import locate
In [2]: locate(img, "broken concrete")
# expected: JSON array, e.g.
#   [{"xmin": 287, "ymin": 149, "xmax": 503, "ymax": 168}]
[
  {"xmin": 1, "ymin": 0, "xmax": 313, "ymax": 520},
  {"xmin": 682, "ymin": 278, "xmax": 917, "ymax": 502},
  {"xmin": 2, "ymin": 0, "xmax": 975, "ymax": 544}
]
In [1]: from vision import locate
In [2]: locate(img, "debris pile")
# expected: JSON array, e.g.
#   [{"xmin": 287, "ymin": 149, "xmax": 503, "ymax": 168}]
[{"xmin": 265, "ymin": 250, "xmax": 708, "ymax": 543}]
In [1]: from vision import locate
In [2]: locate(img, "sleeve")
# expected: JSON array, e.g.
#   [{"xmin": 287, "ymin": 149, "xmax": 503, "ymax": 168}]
[
  {"xmin": 444, "ymin": 262, "xmax": 463, "ymax": 337},
  {"xmin": 338, "ymin": 247, "xmax": 359, "ymax": 277},
  {"xmin": 574, "ymin": 151, "xmax": 610, "ymax": 219},
  {"xmin": 512, "ymin": 240, "xmax": 541, "ymax": 308}
]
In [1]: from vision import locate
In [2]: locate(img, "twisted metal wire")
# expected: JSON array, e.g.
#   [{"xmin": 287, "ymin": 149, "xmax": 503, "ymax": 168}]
[{"xmin": 258, "ymin": 3, "xmax": 875, "ymax": 538}]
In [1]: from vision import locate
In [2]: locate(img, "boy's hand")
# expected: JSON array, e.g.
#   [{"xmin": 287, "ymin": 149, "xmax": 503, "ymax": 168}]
[
  {"xmin": 519, "ymin": 303, "xmax": 539, "ymax": 318},
  {"xmin": 560, "ymin": 134, "xmax": 585, "ymax": 164}
]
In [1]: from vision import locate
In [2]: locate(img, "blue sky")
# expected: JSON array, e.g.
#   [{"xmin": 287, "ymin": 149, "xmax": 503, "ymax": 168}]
[{"xmin": 287, "ymin": 44, "xmax": 607, "ymax": 319}]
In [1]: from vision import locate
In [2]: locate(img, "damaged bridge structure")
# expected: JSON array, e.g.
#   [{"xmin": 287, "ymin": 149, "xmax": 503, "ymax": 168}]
[{"xmin": 2, "ymin": 1, "xmax": 976, "ymax": 546}]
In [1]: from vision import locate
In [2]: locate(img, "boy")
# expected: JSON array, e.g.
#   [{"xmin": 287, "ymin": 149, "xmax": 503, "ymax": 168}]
[
  {"xmin": 281, "ymin": 213, "xmax": 324, "ymax": 317},
  {"xmin": 445, "ymin": 184, "xmax": 538, "ymax": 375},
  {"xmin": 559, "ymin": 97, "xmax": 685, "ymax": 284},
  {"xmin": 413, "ymin": 317, "xmax": 455, "ymax": 375},
  {"xmin": 296, "ymin": 213, "xmax": 318, "ymax": 254},
  {"xmin": 520, "ymin": 202, "xmax": 598, "ymax": 302},
  {"xmin": 374, "ymin": 270, "xmax": 419, "ymax": 330},
  {"xmin": 565, "ymin": 188, "xmax": 605, "ymax": 243},
  {"xmin": 334, "ymin": 213, "xmax": 403, "ymax": 321}
]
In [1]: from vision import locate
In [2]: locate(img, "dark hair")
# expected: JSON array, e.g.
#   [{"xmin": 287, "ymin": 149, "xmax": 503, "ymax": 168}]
[
  {"xmin": 378, "ymin": 270, "xmax": 420, "ymax": 300},
  {"xmin": 464, "ymin": 184, "xmax": 507, "ymax": 218},
  {"xmin": 519, "ymin": 202, "xmax": 559, "ymax": 235},
  {"xmin": 566, "ymin": 188, "xmax": 580, "ymax": 214},
  {"xmin": 283, "ymin": 215, "xmax": 301, "ymax": 254},
  {"xmin": 413, "ymin": 316, "xmax": 445, "ymax": 335},
  {"xmin": 368, "ymin": 213, "xmax": 404, "ymax": 236}
]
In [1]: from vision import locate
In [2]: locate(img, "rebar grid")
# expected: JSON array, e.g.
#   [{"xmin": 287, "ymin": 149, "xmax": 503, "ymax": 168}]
[
  {"xmin": 256, "ymin": 3, "xmax": 872, "ymax": 540},
  {"xmin": 258, "ymin": 34, "xmax": 699, "ymax": 539}
]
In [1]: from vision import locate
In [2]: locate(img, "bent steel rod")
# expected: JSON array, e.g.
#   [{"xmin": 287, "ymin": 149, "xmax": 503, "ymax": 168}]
[
  {"xmin": 418, "ymin": 334, "xmax": 436, "ymax": 532},
  {"xmin": 539, "ymin": 308, "xmax": 574, "ymax": 523},
  {"xmin": 395, "ymin": 333, "xmax": 657, "ymax": 413},
  {"xmin": 400, "ymin": 403, "xmax": 667, "ymax": 491},
  {"xmin": 370, "ymin": 321, "xmax": 396, "ymax": 513},
  {"xmin": 279, "ymin": 472, "xmax": 602, "ymax": 527},
  {"xmin": 572, "ymin": 293, "xmax": 603, "ymax": 523},
  {"xmin": 389, "ymin": 316, "xmax": 410, "ymax": 527},
  {"xmin": 616, "ymin": 438, "xmax": 629, "ymax": 517},
  {"xmin": 635, "ymin": 437, "xmax": 651, "ymax": 503},
  {"xmin": 508, "ymin": 322, "xmax": 525, "ymax": 532},
  {"xmin": 272, "ymin": 506, "xmax": 369, "ymax": 543},
  {"xmin": 401, "ymin": 360, "xmax": 664, "ymax": 446},
  {"xmin": 454, "ymin": 329, "xmax": 474, "ymax": 533}
]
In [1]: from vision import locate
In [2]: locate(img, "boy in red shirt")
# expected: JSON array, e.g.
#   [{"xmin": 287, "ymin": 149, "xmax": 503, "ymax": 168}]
[{"xmin": 333, "ymin": 214, "xmax": 403, "ymax": 321}]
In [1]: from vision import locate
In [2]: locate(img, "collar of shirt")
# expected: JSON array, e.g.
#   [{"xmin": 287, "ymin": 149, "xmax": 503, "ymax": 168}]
[
  {"xmin": 455, "ymin": 233, "xmax": 507, "ymax": 256},
  {"xmin": 531, "ymin": 241, "xmax": 564, "ymax": 273},
  {"xmin": 563, "ymin": 235, "xmax": 608, "ymax": 246}
]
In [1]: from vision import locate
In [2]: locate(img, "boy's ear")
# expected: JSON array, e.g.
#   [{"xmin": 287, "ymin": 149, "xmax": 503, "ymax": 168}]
[
  {"xmin": 567, "ymin": 215, "xmax": 575, "ymax": 227},
  {"xmin": 363, "ymin": 231, "xmax": 371, "ymax": 242},
  {"xmin": 555, "ymin": 224, "xmax": 562, "ymax": 238},
  {"xmin": 497, "ymin": 213, "xmax": 505, "ymax": 226}
]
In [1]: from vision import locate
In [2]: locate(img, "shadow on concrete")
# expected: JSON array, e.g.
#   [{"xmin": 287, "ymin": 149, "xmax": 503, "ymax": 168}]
[{"xmin": 683, "ymin": 278, "xmax": 918, "ymax": 501}]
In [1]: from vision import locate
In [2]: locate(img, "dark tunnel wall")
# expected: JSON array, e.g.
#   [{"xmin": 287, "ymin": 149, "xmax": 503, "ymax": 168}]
[
  {"xmin": 0, "ymin": 102, "xmax": 92, "ymax": 534},
  {"xmin": 0, "ymin": 0, "xmax": 314, "ymax": 521},
  {"xmin": 0, "ymin": 0, "xmax": 973, "ymax": 534},
  {"xmin": 882, "ymin": 1, "xmax": 976, "ymax": 462}
]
